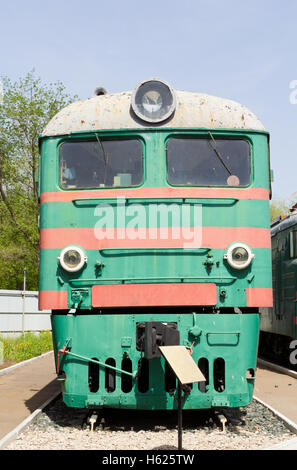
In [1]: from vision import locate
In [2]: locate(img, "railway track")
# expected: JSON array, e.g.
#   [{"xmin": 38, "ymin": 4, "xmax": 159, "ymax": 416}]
[
  {"xmin": 1, "ymin": 355, "xmax": 297, "ymax": 450},
  {"xmin": 257, "ymin": 357, "xmax": 297, "ymax": 380},
  {"xmin": 254, "ymin": 358, "xmax": 297, "ymax": 435}
]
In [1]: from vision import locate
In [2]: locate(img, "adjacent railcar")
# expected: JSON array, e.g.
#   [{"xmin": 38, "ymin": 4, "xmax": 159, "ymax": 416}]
[
  {"xmin": 260, "ymin": 210, "xmax": 297, "ymax": 360},
  {"xmin": 38, "ymin": 79, "xmax": 273, "ymax": 410}
]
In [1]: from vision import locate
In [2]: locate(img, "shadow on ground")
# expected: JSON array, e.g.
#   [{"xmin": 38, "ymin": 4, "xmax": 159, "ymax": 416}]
[{"xmin": 24, "ymin": 379, "xmax": 60, "ymax": 414}]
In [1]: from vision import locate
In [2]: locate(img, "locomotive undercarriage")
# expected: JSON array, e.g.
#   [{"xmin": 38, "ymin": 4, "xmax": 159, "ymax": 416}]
[
  {"xmin": 259, "ymin": 330, "xmax": 295, "ymax": 365},
  {"xmin": 51, "ymin": 309, "xmax": 259, "ymax": 410}
]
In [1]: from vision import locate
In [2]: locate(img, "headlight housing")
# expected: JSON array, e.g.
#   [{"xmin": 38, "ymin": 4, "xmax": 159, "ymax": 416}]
[
  {"xmin": 131, "ymin": 78, "xmax": 176, "ymax": 123},
  {"xmin": 224, "ymin": 243, "xmax": 254, "ymax": 270},
  {"xmin": 58, "ymin": 246, "xmax": 87, "ymax": 272}
]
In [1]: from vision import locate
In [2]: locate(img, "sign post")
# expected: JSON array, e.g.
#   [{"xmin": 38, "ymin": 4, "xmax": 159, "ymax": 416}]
[
  {"xmin": 22, "ymin": 268, "xmax": 26, "ymax": 334},
  {"xmin": 159, "ymin": 345, "xmax": 205, "ymax": 450}
]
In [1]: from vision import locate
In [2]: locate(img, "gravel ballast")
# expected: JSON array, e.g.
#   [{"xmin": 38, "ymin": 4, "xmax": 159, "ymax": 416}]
[{"xmin": 6, "ymin": 398, "xmax": 295, "ymax": 450}]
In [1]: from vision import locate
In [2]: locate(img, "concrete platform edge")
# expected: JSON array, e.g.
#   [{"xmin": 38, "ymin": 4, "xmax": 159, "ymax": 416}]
[
  {"xmin": 0, "ymin": 390, "xmax": 61, "ymax": 450},
  {"xmin": 254, "ymin": 395, "xmax": 297, "ymax": 450}
]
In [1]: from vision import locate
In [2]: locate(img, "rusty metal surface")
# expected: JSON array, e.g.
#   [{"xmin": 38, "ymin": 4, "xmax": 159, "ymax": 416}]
[{"xmin": 42, "ymin": 90, "xmax": 265, "ymax": 137}]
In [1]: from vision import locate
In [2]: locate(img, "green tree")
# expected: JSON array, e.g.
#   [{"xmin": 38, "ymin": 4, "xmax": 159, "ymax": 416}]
[
  {"xmin": 270, "ymin": 198, "xmax": 290, "ymax": 221},
  {"xmin": 0, "ymin": 71, "xmax": 77, "ymax": 289}
]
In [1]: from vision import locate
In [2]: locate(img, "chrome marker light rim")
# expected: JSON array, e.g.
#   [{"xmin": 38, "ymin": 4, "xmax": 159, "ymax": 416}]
[
  {"xmin": 224, "ymin": 242, "xmax": 254, "ymax": 270},
  {"xmin": 58, "ymin": 245, "xmax": 87, "ymax": 272},
  {"xmin": 131, "ymin": 78, "xmax": 176, "ymax": 123}
]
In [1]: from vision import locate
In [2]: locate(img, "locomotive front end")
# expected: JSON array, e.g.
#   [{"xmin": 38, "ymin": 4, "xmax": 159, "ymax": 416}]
[{"xmin": 39, "ymin": 79, "xmax": 272, "ymax": 410}]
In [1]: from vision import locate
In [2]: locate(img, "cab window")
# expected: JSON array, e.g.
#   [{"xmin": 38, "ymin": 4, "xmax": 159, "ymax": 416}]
[
  {"xmin": 60, "ymin": 138, "xmax": 143, "ymax": 189},
  {"xmin": 166, "ymin": 137, "xmax": 250, "ymax": 187}
]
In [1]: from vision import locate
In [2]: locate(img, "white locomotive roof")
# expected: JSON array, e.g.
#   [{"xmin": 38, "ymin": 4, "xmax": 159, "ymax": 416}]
[{"xmin": 42, "ymin": 90, "xmax": 265, "ymax": 137}]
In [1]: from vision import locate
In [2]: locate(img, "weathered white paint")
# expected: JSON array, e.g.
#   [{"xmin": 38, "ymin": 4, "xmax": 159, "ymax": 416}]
[{"xmin": 42, "ymin": 90, "xmax": 265, "ymax": 137}]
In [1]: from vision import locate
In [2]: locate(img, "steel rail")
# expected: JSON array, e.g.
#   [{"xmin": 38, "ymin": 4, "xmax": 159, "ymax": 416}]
[{"xmin": 257, "ymin": 358, "xmax": 297, "ymax": 380}]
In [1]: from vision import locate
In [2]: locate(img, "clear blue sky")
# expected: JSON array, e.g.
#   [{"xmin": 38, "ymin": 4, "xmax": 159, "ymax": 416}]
[{"xmin": 1, "ymin": 0, "xmax": 297, "ymax": 201}]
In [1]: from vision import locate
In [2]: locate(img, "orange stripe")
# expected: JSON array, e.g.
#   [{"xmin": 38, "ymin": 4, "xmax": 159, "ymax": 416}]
[
  {"xmin": 246, "ymin": 288, "xmax": 273, "ymax": 307},
  {"xmin": 92, "ymin": 283, "xmax": 217, "ymax": 307},
  {"xmin": 39, "ymin": 290, "xmax": 68, "ymax": 310},
  {"xmin": 40, "ymin": 187, "xmax": 270, "ymax": 204},
  {"xmin": 203, "ymin": 227, "xmax": 271, "ymax": 249},
  {"xmin": 40, "ymin": 226, "xmax": 271, "ymax": 250}
]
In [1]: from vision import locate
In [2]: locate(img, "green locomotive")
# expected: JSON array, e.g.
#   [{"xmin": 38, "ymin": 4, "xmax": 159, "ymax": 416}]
[
  {"xmin": 38, "ymin": 79, "xmax": 273, "ymax": 410},
  {"xmin": 260, "ymin": 210, "xmax": 297, "ymax": 361}
]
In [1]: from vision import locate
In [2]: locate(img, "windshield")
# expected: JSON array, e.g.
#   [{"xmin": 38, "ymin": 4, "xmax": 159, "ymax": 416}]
[
  {"xmin": 60, "ymin": 138, "xmax": 143, "ymax": 189},
  {"xmin": 166, "ymin": 137, "xmax": 250, "ymax": 187}
]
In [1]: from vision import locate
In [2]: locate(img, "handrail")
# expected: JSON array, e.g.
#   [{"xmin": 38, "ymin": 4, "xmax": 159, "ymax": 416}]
[
  {"xmin": 98, "ymin": 247, "xmax": 210, "ymax": 254},
  {"xmin": 69, "ymin": 277, "xmax": 236, "ymax": 286},
  {"xmin": 57, "ymin": 347, "xmax": 137, "ymax": 379},
  {"xmin": 73, "ymin": 196, "xmax": 238, "ymax": 206}
]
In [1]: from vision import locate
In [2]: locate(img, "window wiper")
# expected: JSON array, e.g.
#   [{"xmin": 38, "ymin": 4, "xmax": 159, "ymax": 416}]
[
  {"xmin": 207, "ymin": 131, "xmax": 232, "ymax": 176},
  {"xmin": 95, "ymin": 133, "xmax": 109, "ymax": 186}
]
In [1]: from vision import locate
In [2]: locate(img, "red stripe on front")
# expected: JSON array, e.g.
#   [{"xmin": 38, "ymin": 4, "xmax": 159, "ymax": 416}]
[
  {"xmin": 40, "ymin": 187, "xmax": 270, "ymax": 204},
  {"xmin": 246, "ymin": 288, "xmax": 273, "ymax": 307},
  {"xmin": 203, "ymin": 227, "xmax": 271, "ymax": 249},
  {"xmin": 39, "ymin": 290, "xmax": 68, "ymax": 310},
  {"xmin": 92, "ymin": 283, "xmax": 217, "ymax": 307},
  {"xmin": 40, "ymin": 226, "xmax": 271, "ymax": 250}
]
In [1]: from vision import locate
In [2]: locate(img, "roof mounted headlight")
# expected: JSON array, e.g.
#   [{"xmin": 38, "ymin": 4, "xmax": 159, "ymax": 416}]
[
  {"xmin": 131, "ymin": 78, "xmax": 176, "ymax": 123},
  {"xmin": 224, "ymin": 243, "xmax": 254, "ymax": 270},
  {"xmin": 58, "ymin": 246, "xmax": 87, "ymax": 272}
]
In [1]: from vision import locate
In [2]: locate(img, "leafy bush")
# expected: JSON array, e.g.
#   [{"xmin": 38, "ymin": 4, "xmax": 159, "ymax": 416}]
[{"xmin": 1, "ymin": 331, "xmax": 53, "ymax": 362}]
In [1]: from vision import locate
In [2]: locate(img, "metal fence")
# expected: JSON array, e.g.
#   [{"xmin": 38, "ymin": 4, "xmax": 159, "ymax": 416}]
[{"xmin": 0, "ymin": 290, "xmax": 51, "ymax": 336}]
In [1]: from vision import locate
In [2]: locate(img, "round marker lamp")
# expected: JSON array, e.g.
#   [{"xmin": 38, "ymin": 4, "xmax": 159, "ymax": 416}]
[
  {"xmin": 224, "ymin": 243, "xmax": 254, "ymax": 270},
  {"xmin": 58, "ymin": 246, "xmax": 87, "ymax": 273},
  {"xmin": 131, "ymin": 78, "xmax": 176, "ymax": 123}
]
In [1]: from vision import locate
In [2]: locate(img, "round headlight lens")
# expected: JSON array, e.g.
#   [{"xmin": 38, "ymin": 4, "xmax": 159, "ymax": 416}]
[
  {"xmin": 131, "ymin": 78, "xmax": 176, "ymax": 123},
  {"xmin": 231, "ymin": 247, "xmax": 249, "ymax": 266},
  {"xmin": 58, "ymin": 246, "xmax": 87, "ymax": 272},
  {"xmin": 64, "ymin": 249, "xmax": 82, "ymax": 269},
  {"xmin": 224, "ymin": 243, "xmax": 254, "ymax": 270}
]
